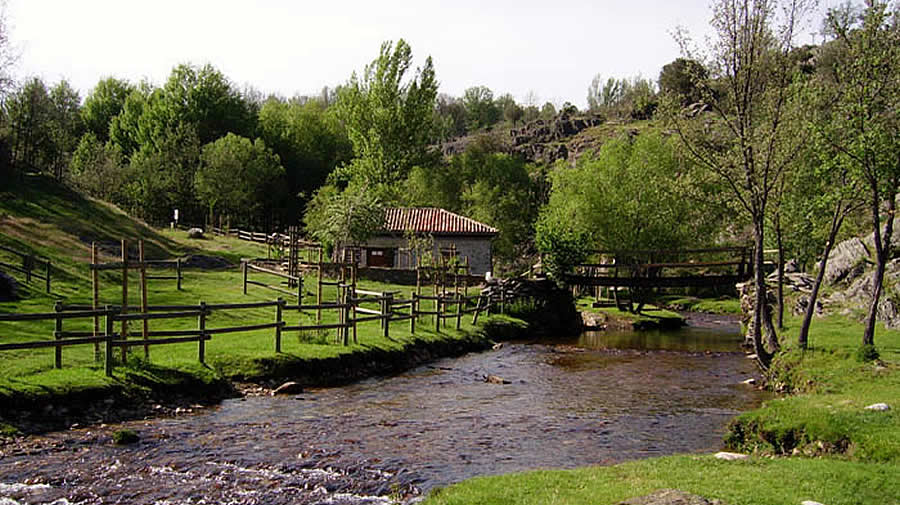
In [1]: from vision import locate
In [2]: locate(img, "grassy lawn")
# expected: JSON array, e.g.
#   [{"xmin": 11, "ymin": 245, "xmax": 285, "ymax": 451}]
[
  {"xmin": 655, "ymin": 294, "xmax": 743, "ymax": 315},
  {"xmin": 1, "ymin": 176, "xmax": 495, "ymax": 407}
]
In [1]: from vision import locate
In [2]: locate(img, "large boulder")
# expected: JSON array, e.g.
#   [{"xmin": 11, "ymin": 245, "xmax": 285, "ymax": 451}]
[
  {"xmin": 823, "ymin": 237, "xmax": 870, "ymax": 285},
  {"xmin": 187, "ymin": 228, "xmax": 205, "ymax": 239},
  {"xmin": 0, "ymin": 271, "xmax": 18, "ymax": 301}
]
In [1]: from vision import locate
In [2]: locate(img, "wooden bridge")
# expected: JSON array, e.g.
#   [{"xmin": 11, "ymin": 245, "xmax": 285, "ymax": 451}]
[{"xmin": 564, "ymin": 247, "xmax": 753, "ymax": 289}]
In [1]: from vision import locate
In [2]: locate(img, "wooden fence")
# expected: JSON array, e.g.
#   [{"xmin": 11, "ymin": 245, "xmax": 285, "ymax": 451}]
[
  {"xmin": 0, "ymin": 284, "xmax": 519, "ymax": 376},
  {"xmin": 0, "ymin": 244, "xmax": 51, "ymax": 293}
]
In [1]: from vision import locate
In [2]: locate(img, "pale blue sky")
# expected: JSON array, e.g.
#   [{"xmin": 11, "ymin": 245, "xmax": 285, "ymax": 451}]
[{"xmin": 7, "ymin": 0, "xmax": 838, "ymax": 108}]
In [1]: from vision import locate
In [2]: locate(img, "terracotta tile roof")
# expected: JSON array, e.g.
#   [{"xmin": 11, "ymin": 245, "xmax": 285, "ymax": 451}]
[{"xmin": 382, "ymin": 208, "xmax": 498, "ymax": 236}]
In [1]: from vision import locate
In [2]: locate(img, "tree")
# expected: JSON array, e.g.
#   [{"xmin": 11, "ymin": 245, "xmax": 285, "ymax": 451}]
[
  {"xmin": 663, "ymin": 0, "xmax": 813, "ymax": 368},
  {"xmin": 540, "ymin": 102, "xmax": 557, "ymax": 119},
  {"xmin": 0, "ymin": 0, "xmax": 15, "ymax": 98},
  {"xmin": 334, "ymin": 39, "xmax": 438, "ymax": 188},
  {"xmin": 658, "ymin": 58, "xmax": 708, "ymax": 105},
  {"xmin": 195, "ymin": 133, "xmax": 286, "ymax": 228},
  {"xmin": 433, "ymin": 93, "xmax": 467, "ymax": 141},
  {"xmin": 304, "ymin": 182, "xmax": 385, "ymax": 254},
  {"xmin": 81, "ymin": 77, "xmax": 134, "ymax": 141},
  {"xmin": 7, "ymin": 78, "xmax": 53, "ymax": 175},
  {"xmin": 70, "ymin": 132, "xmax": 127, "ymax": 202},
  {"xmin": 257, "ymin": 97, "xmax": 352, "ymax": 221},
  {"xmin": 821, "ymin": 0, "xmax": 900, "ymax": 350},
  {"xmin": 463, "ymin": 85, "xmax": 501, "ymax": 131},
  {"xmin": 47, "ymin": 80, "xmax": 83, "ymax": 181}
]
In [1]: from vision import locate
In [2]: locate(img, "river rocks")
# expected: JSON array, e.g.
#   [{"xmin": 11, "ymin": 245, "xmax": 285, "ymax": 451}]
[
  {"xmin": 741, "ymin": 378, "xmax": 757, "ymax": 385},
  {"xmin": 492, "ymin": 342, "xmax": 503, "ymax": 350},
  {"xmin": 793, "ymin": 296, "xmax": 824, "ymax": 317},
  {"xmin": 272, "ymin": 381, "xmax": 304, "ymax": 395},
  {"xmin": 0, "ymin": 270, "xmax": 19, "ymax": 301},
  {"xmin": 713, "ymin": 452, "xmax": 748, "ymax": 461},
  {"xmin": 483, "ymin": 374, "xmax": 510, "ymax": 385},
  {"xmin": 618, "ymin": 489, "xmax": 725, "ymax": 505},
  {"xmin": 187, "ymin": 227, "xmax": 204, "ymax": 239},
  {"xmin": 865, "ymin": 403, "xmax": 890, "ymax": 411}
]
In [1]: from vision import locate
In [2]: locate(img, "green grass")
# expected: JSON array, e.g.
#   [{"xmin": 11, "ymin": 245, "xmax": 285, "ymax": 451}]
[
  {"xmin": 1, "ymin": 174, "xmax": 499, "ymax": 408},
  {"xmin": 656, "ymin": 295, "xmax": 743, "ymax": 315},
  {"xmin": 574, "ymin": 297, "xmax": 684, "ymax": 327},
  {"xmin": 424, "ymin": 455, "xmax": 899, "ymax": 505}
]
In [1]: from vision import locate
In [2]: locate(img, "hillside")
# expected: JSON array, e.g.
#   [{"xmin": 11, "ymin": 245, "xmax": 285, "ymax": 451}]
[{"xmin": 441, "ymin": 114, "xmax": 665, "ymax": 165}]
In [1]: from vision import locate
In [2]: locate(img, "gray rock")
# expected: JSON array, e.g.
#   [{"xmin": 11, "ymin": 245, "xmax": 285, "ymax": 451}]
[
  {"xmin": 713, "ymin": 452, "xmax": 748, "ymax": 461},
  {"xmin": 824, "ymin": 237, "xmax": 869, "ymax": 285},
  {"xmin": 784, "ymin": 259, "xmax": 800, "ymax": 273},
  {"xmin": 741, "ymin": 378, "xmax": 757, "ymax": 385},
  {"xmin": 618, "ymin": 489, "xmax": 724, "ymax": 505},
  {"xmin": 272, "ymin": 381, "xmax": 304, "ymax": 395},
  {"xmin": 187, "ymin": 227, "xmax": 204, "ymax": 239},
  {"xmin": 865, "ymin": 403, "xmax": 890, "ymax": 411}
]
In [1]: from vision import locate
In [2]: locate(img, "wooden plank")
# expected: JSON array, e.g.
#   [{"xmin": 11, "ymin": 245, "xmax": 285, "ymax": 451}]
[
  {"xmin": 204, "ymin": 301, "xmax": 280, "ymax": 310},
  {"xmin": 0, "ymin": 309, "xmax": 111, "ymax": 321},
  {"xmin": 112, "ymin": 335, "xmax": 211, "ymax": 347},
  {"xmin": 0, "ymin": 335, "xmax": 109, "ymax": 351},
  {"xmin": 354, "ymin": 307, "xmax": 382, "ymax": 316},
  {"xmin": 204, "ymin": 322, "xmax": 281, "ymax": 335}
]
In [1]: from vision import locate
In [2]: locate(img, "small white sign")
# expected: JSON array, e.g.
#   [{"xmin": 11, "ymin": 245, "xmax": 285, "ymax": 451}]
[{"xmin": 174, "ymin": 209, "xmax": 179, "ymax": 221}]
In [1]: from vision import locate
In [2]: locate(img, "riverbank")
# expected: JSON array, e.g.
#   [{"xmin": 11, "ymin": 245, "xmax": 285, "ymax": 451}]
[
  {"xmin": 422, "ymin": 312, "xmax": 900, "ymax": 505},
  {"xmin": 0, "ymin": 314, "xmax": 534, "ymax": 435}
]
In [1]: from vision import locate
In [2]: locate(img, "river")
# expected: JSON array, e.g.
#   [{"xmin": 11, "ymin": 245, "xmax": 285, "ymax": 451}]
[{"xmin": 0, "ymin": 316, "xmax": 765, "ymax": 505}]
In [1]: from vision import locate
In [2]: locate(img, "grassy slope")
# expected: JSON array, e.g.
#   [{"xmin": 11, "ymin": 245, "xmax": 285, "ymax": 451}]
[
  {"xmin": 0, "ymin": 176, "xmax": 498, "ymax": 408},
  {"xmin": 425, "ymin": 311, "xmax": 900, "ymax": 505}
]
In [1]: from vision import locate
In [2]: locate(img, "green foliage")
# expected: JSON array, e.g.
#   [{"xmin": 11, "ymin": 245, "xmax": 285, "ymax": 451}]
[
  {"xmin": 534, "ymin": 207, "xmax": 590, "ymax": 281},
  {"xmin": 335, "ymin": 39, "xmax": 438, "ymax": 187},
  {"xmin": 540, "ymin": 133, "xmax": 719, "ymax": 255},
  {"xmin": 856, "ymin": 344, "xmax": 880, "ymax": 363},
  {"xmin": 69, "ymin": 132, "xmax": 127, "ymax": 203},
  {"xmin": 112, "ymin": 429, "xmax": 139, "ymax": 445},
  {"xmin": 304, "ymin": 182, "xmax": 385, "ymax": 251},
  {"xmin": 433, "ymin": 93, "xmax": 468, "ymax": 141},
  {"xmin": 257, "ymin": 97, "xmax": 351, "ymax": 218},
  {"xmin": 462, "ymin": 86, "xmax": 501, "ymax": 131},
  {"xmin": 658, "ymin": 58, "xmax": 708, "ymax": 106},
  {"xmin": 81, "ymin": 77, "xmax": 134, "ymax": 141},
  {"xmin": 195, "ymin": 133, "xmax": 286, "ymax": 228}
]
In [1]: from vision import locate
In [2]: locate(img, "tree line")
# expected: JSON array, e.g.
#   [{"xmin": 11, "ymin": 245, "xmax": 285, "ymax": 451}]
[{"xmin": 0, "ymin": 0, "xmax": 897, "ymax": 362}]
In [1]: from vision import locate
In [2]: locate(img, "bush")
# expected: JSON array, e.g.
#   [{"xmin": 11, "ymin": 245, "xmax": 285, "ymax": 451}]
[
  {"xmin": 112, "ymin": 429, "xmax": 139, "ymax": 445},
  {"xmin": 856, "ymin": 344, "xmax": 880, "ymax": 362}
]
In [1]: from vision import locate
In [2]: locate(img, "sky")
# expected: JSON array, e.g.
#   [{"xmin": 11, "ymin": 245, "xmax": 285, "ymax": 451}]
[{"xmin": 6, "ymin": 0, "xmax": 841, "ymax": 109}]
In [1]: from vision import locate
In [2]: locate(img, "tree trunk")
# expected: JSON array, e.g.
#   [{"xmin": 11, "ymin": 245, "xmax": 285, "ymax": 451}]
[
  {"xmin": 862, "ymin": 192, "xmax": 895, "ymax": 347},
  {"xmin": 798, "ymin": 203, "xmax": 846, "ymax": 350},
  {"xmin": 752, "ymin": 220, "xmax": 775, "ymax": 368},
  {"xmin": 775, "ymin": 212, "xmax": 785, "ymax": 330}
]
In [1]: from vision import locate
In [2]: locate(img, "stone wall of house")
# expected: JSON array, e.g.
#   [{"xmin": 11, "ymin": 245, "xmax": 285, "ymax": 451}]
[{"xmin": 355, "ymin": 235, "xmax": 494, "ymax": 276}]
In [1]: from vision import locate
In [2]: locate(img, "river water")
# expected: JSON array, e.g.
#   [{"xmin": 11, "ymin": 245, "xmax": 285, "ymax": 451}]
[{"xmin": 0, "ymin": 317, "xmax": 765, "ymax": 505}]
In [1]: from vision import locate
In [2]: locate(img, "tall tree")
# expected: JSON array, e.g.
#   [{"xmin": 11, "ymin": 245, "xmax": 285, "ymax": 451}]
[
  {"xmin": 821, "ymin": 0, "xmax": 900, "ymax": 349},
  {"xmin": 663, "ymin": 0, "xmax": 813, "ymax": 368},
  {"xmin": 195, "ymin": 133, "xmax": 286, "ymax": 228},
  {"xmin": 47, "ymin": 80, "xmax": 83, "ymax": 181},
  {"xmin": 7, "ymin": 78, "xmax": 53, "ymax": 174},
  {"xmin": 334, "ymin": 39, "xmax": 438, "ymax": 189},
  {"xmin": 81, "ymin": 77, "xmax": 134, "ymax": 141},
  {"xmin": 462, "ymin": 85, "xmax": 501, "ymax": 131}
]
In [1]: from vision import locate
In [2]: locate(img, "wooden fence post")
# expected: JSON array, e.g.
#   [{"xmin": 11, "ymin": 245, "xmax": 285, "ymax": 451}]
[
  {"xmin": 92, "ymin": 242, "xmax": 100, "ymax": 362},
  {"xmin": 351, "ymin": 288, "xmax": 358, "ymax": 345},
  {"xmin": 456, "ymin": 292, "xmax": 462, "ymax": 330},
  {"xmin": 343, "ymin": 288, "xmax": 351, "ymax": 347},
  {"xmin": 54, "ymin": 301, "xmax": 62, "ymax": 369},
  {"xmin": 121, "ymin": 239, "xmax": 129, "ymax": 363},
  {"xmin": 242, "ymin": 261, "xmax": 248, "ymax": 295},
  {"xmin": 410, "ymin": 292, "xmax": 417, "ymax": 334},
  {"xmin": 105, "ymin": 305, "xmax": 114, "ymax": 377},
  {"xmin": 45, "ymin": 260, "xmax": 51, "ymax": 293},
  {"xmin": 316, "ymin": 248, "xmax": 323, "ymax": 324},
  {"xmin": 275, "ymin": 297, "xmax": 283, "ymax": 353},
  {"xmin": 139, "ymin": 240, "xmax": 149, "ymax": 360},
  {"xmin": 198, "ymin": 301, "xmax": 207, "ymax": 364},
  {"xmin": 435, "ymin": 296, "xmax": 441, "ymax": 332},
  {"xmin": 176, "ymin": 258, "xmax": 183, "ymax": 291},
  {"xmin": 384, "ymin": 293, "xmax": 392, "ymax": 339}
]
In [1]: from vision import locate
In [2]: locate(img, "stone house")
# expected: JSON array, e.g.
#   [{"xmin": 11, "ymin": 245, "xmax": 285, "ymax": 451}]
[{"xmin": 351, "ymin": 207, "xmax": 498, "ymax": 276}]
